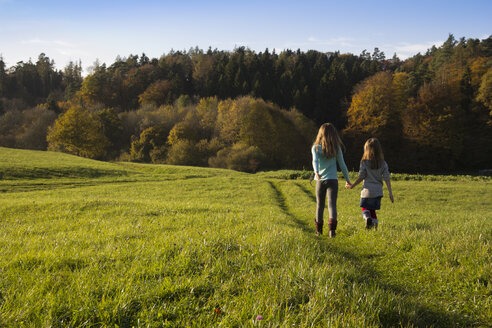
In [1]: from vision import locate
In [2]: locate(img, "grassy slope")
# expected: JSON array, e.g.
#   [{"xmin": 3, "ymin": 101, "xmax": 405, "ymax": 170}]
[{"xmin": 0, "ymin": 147, "xmax": 490, "ymax": 327}]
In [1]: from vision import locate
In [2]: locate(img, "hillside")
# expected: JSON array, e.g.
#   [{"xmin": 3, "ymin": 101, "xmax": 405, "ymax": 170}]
[{"xmin": 0, "ymin": 148, "xmax": 491, "ymax": 327}]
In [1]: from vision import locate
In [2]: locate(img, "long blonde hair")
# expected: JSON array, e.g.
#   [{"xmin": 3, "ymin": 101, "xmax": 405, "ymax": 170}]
[
  {"xmin": 313, "ymin": 123, "xmax": 343, "ymax": 158},
  {"xmin": 361, "ymin": 138, "xmax": 384, "ymax": 169}
]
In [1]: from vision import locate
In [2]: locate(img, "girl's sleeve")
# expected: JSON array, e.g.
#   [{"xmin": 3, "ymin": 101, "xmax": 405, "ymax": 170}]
[
  {"xmin": 311, "ymin": 146, "xmax": 319, "ymax": 173},
  {"xmin": 336, "ymin": 148, "xmax": 350, "ymax": 181},
  {"xmin": 382, "ymin": 162, "xmax": 390, "ymax": 180},
  {"xmin": 359, "ymin": 161, "xmax": 367, "ymax": 179}
]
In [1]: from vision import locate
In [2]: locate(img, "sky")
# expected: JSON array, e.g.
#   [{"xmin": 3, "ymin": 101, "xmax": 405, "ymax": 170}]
[{"xmin": 0, "ymin": 0, "xmax": 490, "ymax": 74}]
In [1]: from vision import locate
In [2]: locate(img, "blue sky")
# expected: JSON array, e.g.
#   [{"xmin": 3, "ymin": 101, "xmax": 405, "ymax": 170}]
[{"xmin": 0, "ymin": 0, "xmax": 490, "ymax": 73}]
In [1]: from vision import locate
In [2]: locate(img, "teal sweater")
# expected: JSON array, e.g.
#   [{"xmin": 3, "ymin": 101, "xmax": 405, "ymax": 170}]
[{"xmin": 311, "ymin": 145, "xmax": 350, "ymax": 181}]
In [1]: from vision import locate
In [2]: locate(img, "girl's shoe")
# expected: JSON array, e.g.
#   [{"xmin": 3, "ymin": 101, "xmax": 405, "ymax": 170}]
[
  {"xmin": 314, "ymin": 219, "xmax": 323, "ymax": 235},
  {"xmin": 362, "ymin": 209, "xmax": 372, "ymax": 229},
  {"xmin": 328, "ymin": 218, "xmax": 337, "ymax": 238}
]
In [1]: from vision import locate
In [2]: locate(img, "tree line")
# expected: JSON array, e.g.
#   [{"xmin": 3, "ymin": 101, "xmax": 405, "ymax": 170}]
[
  {"xmin": 344, "ymin": 35, "xmax": 492, "ymax": 172},
  {"xmin": 0, "ymin": 34, "xmax": 491, "ymax": 172}
]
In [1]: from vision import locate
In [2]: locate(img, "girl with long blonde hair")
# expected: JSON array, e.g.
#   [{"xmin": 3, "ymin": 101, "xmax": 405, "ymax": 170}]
[{"xmin": 312, "ymin": 123, "xmax": 352, "ymax": 237}]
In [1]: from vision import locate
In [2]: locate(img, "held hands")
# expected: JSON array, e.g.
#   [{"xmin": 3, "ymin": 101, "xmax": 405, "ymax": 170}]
[{"xmin": 345, "ymin": 181, "xmax": 352, "ymax": 189}]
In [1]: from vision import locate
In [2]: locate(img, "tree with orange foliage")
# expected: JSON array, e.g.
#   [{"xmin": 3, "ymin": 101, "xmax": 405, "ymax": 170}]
[
  {"xmin": 476, "ymin": 68, "xmax": 492, "ymax": 112},
  {"xmin": 138, "ymin": 80, "xmax": 172, "ymax": 106},
  {"xmin": 345, "ymin": 71, "xmax": 397, "ymax": 138}
]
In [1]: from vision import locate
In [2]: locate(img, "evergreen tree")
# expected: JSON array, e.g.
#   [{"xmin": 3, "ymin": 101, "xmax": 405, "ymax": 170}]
[
  {"xmin": 63, "ymin": 60, "xmax": 83, "ymax": 100},
  {"xmin": 0, "ymin": 56, "xmax": 6, "ymax": 99}
]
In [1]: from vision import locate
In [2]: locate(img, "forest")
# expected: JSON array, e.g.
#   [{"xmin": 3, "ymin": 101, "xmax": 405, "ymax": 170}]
[{"xmin": 0, "ymin": 34, "xmax": 491, "ymax": 173}]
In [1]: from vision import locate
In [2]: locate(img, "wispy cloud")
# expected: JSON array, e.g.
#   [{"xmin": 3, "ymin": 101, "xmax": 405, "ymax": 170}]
[
  {"xmin": 21, "ymin": 39, "xmax": 77, "ymax": 47},
  {"xmin": 21, "ymin": 38, "xmax": 46, "ymax": 45},
  {"xmin": 394, "ymin": 41, "xmax": 443, "ymax": 54},
  {"xmin": 56, "ymin": 48, "xmax": 73, "ymax": 56},
  {"xmin": 54, "ymin": 40, "xmax": 76, "ymax": 48},
  {"xmin": 19, "ymin": 38, "xmax": 87, "ymax": 58}
]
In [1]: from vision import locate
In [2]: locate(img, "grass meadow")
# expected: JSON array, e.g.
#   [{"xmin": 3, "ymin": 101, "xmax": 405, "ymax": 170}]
[{"xmin": 0, "ymin": 147, "xmax": 491, "ymax": 327}]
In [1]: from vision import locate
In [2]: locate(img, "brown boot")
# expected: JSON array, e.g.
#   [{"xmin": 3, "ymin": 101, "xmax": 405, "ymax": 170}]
[
  {"xmin": 314, "ymin": 219, "xmax": 323, "ymax": 235},
  {"xmin": 328, "ymin": 218, "xmax": 337, "ymax": 238}
]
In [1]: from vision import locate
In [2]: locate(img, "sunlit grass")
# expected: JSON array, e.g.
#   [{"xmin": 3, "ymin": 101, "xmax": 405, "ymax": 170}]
[{"xmin": 0, "ymin": 147, "xmax": 490, "ymax": 327}]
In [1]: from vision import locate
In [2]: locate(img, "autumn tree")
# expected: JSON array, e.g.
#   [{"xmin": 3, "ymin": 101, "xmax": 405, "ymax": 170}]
[
  {"xmin": 343, "ymin": 71, "xmax": 413, "ymax": 169},
  {"xmin": 166, "ymin": 139, "xmax": 209, "ymax": 166},
  {"xmin": 130, "ymin": 125, "xmax": 170, "ymax": 163},
  {"xmin": 476, "ymin": 68, "xmax": 492, "ymax": 111},
  {"xmin": 208, "ymin": 143, "xmax": 265, "ymax": 172},
  {"xmin": 215, "ymin": 97, "xmax": 252, "ymax": 145},
  {"xmin": 345, "ymin": 72, "xmax": 396, "ymax": 138},
  {"xmin": 195, "ymin": 96, "xmax": 219, "ymax": 139},
  {"xmin": 47, "ymin": 106, "xmax": 109, "ymax": 158},
  {"xmin": 238, "ymin": 100, "xmax": 307, "ymax": 168},
  {"xmin": 138, "ymin": 80, "xmax": 172, "ymax": 106},
  {"xmin": 0, "ymin": 110, "xmax": 22, "ymax": 147},
  {"xmin": 213, "ymin": 96, "xmax": 315, "ymax": 169},
  {"xmin": 0, "ymin": 107, "xmax": 56, "ymax": 149},
  {"xmin": 16, "ymin": 107, "xmax": 57, "ymax": 150},
  {"xmin": 95, "ymin": 108, "xmax": 124, "ymax": 158}
]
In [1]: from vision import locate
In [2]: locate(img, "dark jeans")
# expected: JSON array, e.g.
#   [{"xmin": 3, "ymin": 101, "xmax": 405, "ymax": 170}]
[{"xmin": 316, "ymin": 179, "xmax": 338, "ymax": 222}]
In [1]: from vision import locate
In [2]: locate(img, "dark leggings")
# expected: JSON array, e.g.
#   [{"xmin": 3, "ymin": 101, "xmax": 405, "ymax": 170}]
[{"xmin": 316, "ymin": 179, "xmax": 338, "ymax": 222}]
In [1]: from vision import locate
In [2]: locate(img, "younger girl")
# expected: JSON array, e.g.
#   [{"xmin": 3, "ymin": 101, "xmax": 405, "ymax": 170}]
[
  {"xmin": 312, "ymin": 123, "xmax": 352, "ymax": 237},
  {"xmin": 347, "ymin": 138, "xmax": 394, "ymax": 229}
]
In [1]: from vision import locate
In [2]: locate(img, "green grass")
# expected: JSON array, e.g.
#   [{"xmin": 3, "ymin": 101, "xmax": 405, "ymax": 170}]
[{"xmin": 0, "ymin": 147, "xmax": 491, "ymax": 327}]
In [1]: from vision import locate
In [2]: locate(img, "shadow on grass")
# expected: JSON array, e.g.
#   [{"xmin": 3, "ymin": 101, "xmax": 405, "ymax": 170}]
[
  {"xmin": 267, "ymin": 180, "xmax": 483, "ymax": 328},
  {"xmin": 294, "ymin": 181, "xmax": 317, "ymax": 203},
  {"xmin": 267, "ymin": 181, "xmax": 312, "ymax": 234}
]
